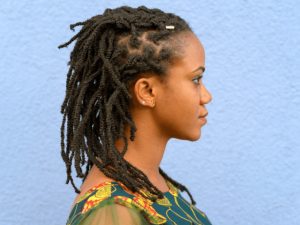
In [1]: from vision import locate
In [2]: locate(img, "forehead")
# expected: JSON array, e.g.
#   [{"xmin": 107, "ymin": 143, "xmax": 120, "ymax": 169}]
[
  {"xmin": 180, "ymin": 33, "xmax": 205, "ymax": 70},
  {"xmin": 168, "ymin": 33, "xmax": 205, "ymax": 76}
]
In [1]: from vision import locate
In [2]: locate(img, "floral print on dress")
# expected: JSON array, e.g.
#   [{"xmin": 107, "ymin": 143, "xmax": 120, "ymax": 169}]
[{"xmin": 66, "ymin": 180, "xmax": 213, "ymax": 225}]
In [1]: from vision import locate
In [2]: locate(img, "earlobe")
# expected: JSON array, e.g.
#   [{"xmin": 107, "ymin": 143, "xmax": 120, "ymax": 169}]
[{"xmin": 141, "ymin": 100, "xmax": 156, "ymax": 107}]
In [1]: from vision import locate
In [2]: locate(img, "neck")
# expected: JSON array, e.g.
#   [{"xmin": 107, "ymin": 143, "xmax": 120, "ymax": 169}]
[{"xmin": 114, "ymin": 113, "xmax": 170, "ymax": 182}]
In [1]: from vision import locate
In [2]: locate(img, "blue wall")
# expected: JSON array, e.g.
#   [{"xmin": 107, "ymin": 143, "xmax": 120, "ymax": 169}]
[{"xmin": 0, "ymin": 1, "xmax": 299, "ymax": 224}]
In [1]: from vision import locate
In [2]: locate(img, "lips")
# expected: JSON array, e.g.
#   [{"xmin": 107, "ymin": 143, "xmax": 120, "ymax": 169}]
[
  {"xmin": 198, "ymin": 112, "xmax": 208, "ymax": 118},
  {"xmin": 199, "ymin": 117, "xmax": 207, "ymax": 124},
  {"xmin": 198, "ymin": 112, "xmax": 208, "ymax": 125}
]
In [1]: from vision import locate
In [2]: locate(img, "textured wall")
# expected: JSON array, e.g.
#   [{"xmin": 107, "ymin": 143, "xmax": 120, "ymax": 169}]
[{"xmin": 0, "ymin": 1, "xmax": 299, "ymax": 225}]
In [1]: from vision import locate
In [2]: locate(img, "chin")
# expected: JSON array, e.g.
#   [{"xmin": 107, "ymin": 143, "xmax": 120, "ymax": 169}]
[
  {"xmin": 190, "ymin": 133, "xmax": 202, "ymax": 142},
  {"xmin": 191, "ymin": 127, "xmax": 203, "ymax": 141},
  {"xmin": 176, "ymin": 130, "xmax": 202, "ymax": 141}
]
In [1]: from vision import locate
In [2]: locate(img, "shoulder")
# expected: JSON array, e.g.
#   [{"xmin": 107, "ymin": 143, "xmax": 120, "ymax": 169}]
[
  {"xmin": 71, "ymin": 165, "xmax": 116, "ymax": 208},
  {"xmin": 68, "ymin": 198, "xmax": 151, "ymax": 225},
  {"xmin": 66, "ymin": 181, "xmax": 157, "ymax": 225}
]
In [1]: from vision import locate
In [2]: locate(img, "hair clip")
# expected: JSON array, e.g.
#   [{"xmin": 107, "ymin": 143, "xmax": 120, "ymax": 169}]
[{"xmin": 165, "ymin": 25, "xmax": 175, "ymax": 30}]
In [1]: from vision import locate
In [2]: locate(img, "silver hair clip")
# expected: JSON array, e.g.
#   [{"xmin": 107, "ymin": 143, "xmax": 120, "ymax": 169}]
[{"xmin": 165, "ymin": 25, "xmax": 175, "ymax": 30}]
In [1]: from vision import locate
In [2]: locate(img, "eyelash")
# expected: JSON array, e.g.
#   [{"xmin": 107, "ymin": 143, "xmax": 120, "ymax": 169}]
[{"xmin": 192, "ymin": 75, "xmax": 203, "ymax": 85}]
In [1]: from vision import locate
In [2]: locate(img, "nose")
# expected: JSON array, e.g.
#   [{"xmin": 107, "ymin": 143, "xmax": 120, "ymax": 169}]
[{"xmin": 200, "ymin": 84, "xmax": 212, "ymax": 105}]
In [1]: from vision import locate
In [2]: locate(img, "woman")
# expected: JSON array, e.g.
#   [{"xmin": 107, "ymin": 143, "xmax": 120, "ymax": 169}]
[{"xmin": 58, "ymin": 5, "xmax": 213, "ymax": 225}]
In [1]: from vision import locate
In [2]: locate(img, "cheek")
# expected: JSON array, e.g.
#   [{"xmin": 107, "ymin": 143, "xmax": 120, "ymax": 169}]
[
  {"xmin": 159, "ymin": 85, "xmax": 198, "ymax": 119},
  {"xmin": 156, "ymin": 98, "xmax": 199, "ymax": 138}
]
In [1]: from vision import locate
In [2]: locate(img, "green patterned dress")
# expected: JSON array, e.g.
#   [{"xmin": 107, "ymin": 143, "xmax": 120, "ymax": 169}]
[{"xmin": 66, "ymin": 179, "xmax": 213, "ymax": 225}]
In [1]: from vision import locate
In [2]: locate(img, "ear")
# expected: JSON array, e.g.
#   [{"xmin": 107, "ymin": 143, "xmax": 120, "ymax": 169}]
[{"xmin": 133, "ymin": 76, "xmax": 160, "ymax": 107}]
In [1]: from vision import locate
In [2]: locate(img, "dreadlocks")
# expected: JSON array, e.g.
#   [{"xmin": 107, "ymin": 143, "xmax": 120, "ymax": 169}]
[{"xmin": 58, "ymin": 5, "xmax": 197, "ymax": 205}]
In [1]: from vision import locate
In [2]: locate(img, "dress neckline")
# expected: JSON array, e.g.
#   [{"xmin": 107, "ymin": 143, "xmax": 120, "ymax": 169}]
[{"xmin": 73, "ymin": 178, "xmax": 176, "ymax": 206}]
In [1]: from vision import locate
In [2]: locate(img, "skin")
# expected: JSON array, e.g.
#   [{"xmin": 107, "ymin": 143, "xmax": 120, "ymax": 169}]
[{"xmin": 71, "ymin": 31, "xmax": 212, "ymax": 208}]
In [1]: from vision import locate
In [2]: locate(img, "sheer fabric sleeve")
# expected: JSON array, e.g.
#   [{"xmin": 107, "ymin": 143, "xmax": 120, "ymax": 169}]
[{"xmin": 77, "ymin": 200, "xmax": 151, "ymax": 225}]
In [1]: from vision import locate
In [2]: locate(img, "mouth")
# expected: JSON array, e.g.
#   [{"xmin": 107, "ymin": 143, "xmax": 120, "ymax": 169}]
[
  {"xmin": 198, "ymin": 112, "xmax": 208, "ymax": 118},
  {"xmin": 198, "ymin": 112, "xmax": 208, "ymax": 124},
  {"xmin": 198, "ymin": 117, "xmax": 207, "ymax": 124}
]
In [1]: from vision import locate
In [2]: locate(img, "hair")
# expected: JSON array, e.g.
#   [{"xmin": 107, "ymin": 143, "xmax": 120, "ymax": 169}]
[{"xmin": 58, "ymin": 5, "xmax": 197, "ymax": 205}]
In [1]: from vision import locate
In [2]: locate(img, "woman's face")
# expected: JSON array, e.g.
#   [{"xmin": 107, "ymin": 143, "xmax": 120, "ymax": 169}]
[{"xmin": 154, "ymin": 32, "xmax": 212, "ymax": 141}]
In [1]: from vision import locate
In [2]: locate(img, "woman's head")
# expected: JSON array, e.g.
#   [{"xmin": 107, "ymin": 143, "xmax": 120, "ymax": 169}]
[
  {"xmin": 58, "ymin": 5, "xmax": 210, "ymax": 204},
  {"xmin": 131, "ymin": 32, "xmax": 212, "ymax": 143}
]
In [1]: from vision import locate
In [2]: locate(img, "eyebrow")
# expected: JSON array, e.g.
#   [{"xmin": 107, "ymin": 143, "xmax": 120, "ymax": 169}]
[{"xmin": 192, "ymin": 66, "xmax": 205, "ymax": 73}]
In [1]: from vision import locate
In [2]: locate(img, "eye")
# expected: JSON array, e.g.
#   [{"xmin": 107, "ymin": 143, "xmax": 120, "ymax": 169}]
[{"xmin": 192, "ymin": 75, "xmax": 203, "ymax": 85}]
